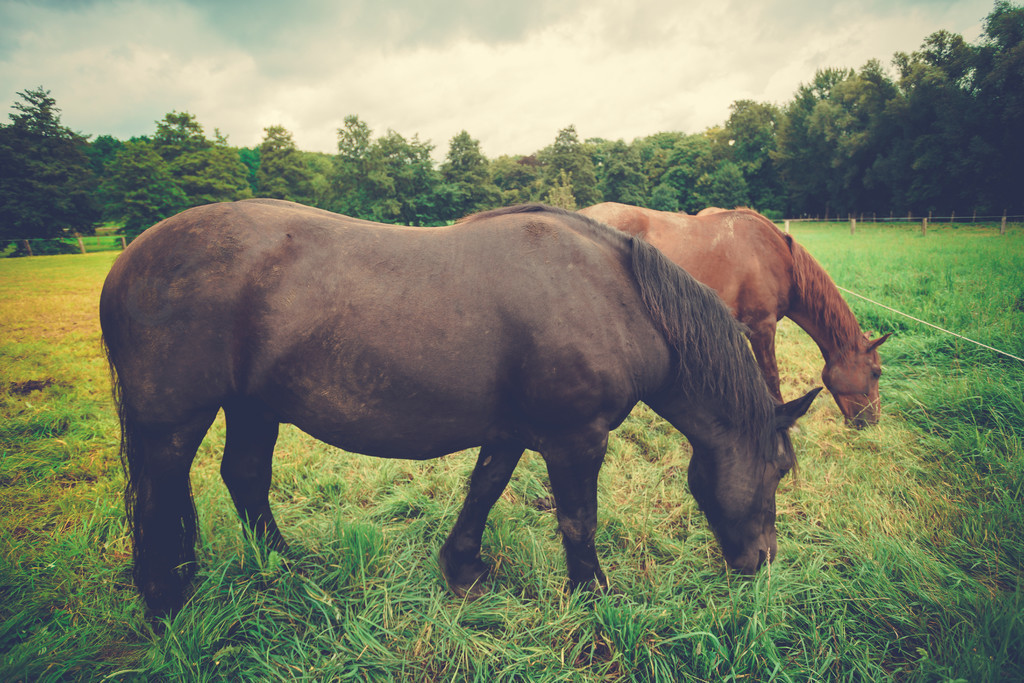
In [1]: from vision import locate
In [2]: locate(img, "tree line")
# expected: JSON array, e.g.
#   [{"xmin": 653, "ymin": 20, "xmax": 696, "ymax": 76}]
[{"xmin": 1, "ymin": 1, "xmax": 1021, "ymax": 251}]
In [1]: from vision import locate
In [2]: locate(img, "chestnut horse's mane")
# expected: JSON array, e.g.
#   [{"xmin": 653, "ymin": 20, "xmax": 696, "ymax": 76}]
[
  {"xmin": 789, "ymin": 240, "xmax": 864, "ymax": 356},
  {"xmin": 734, "ymin": 209, "xmax": 863, "ymax": 357}
]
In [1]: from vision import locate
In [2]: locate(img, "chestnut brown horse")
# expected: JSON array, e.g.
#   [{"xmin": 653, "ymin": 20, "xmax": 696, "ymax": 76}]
[
  {"xmin": 579, "ymin": 202, "xmax": 888, "ymax": 427},
  {"xmin": 100, "ymin": 200, "xmax": 818, "ymax": 617}
]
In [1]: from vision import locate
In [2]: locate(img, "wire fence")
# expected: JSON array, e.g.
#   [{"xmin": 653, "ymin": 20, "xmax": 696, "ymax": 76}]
[
  {"xmin": 835, "ymin": 285, "xmax": 1024, "ymax": 365},
  {"xmin": 782, "ymin": 212, "xmax": 1024, "ymax": 223},
  {"xmin": 779, "ymin": 213, "xmax": 1022, "ymax": 236},
  {"xmin": 2, "ymin": 235, "xmax": 126, "ymax": 257}
]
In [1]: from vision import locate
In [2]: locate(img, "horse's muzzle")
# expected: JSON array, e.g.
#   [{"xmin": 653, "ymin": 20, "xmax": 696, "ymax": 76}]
[{"xmin": 728, "ymin": 543, "xmax": 774, "ymax": 574}]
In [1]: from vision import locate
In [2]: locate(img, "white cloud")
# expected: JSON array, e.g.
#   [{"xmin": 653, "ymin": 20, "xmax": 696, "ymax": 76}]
[{"xmin": 0, "ymin": 0, "xmax": 995, "ymax": 158}]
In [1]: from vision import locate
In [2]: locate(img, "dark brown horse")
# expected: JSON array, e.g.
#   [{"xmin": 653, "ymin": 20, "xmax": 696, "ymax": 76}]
[
  {"xmin": 579, "ymin": 202, "xmax": 889, "ymax": 427},
  {"xmin": 100, "ymin": 199, "xmax": 818, "ymax": 617}
]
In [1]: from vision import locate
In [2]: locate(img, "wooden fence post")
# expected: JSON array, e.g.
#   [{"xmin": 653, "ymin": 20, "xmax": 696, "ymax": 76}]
[
  {"xmin": 784, "ymin": 220, "xmax": 790, "ymax": 234},
  {"xmin": 76, "ymin": 234, "xmax": 86, "ymax": 254},
  {"xmin": 120, "ymin": 236, "xmax": 127, "ymax": 249},
  {"xmin": 1001, "ymin": 211, "xmax": 1007, "ymax": 235},
  {"xmin": 23, "ymin": 240, "xmax": 33, "ymax": 256},
  {"xmin": 950, "ymin": 210, "xmax": 955, "ymax": 225},
  {"xmin": 922, "ymin": 217, "xmax": 928, "ymax": 236},
  {"xmin": 850, "ymin": 218, "xmax": 856, "ymax": 235}
]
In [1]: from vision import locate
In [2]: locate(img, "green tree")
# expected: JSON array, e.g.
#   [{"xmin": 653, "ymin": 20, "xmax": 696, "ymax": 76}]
[
  {"xmin": 803, "ymin": 61, "xmax": 900, "ymax": 214},
  {"xmin": 171, "ymin": 131, "xmax": 252, "ymax": 207},
  {"xmin": 301, "ymin": 151, "xmax": 334, "ymax": 209},
  {"xmin": 659, "ymin": 133, "xmax": 716, "ymax": 213},
  {"xmin": 490, "ymin": 154, "xmax": 542, "ymax": 205},
  {"xmin": 545, "ymin": 169, "xmax": 576, "ymax": 210},
  {"xmin": 331, "ymin": 114, "xmax": 375, "ymax": 217},
  {"xmin": 257, "ymin": 125, "xmax": 312, "ymax": 202},
  {"xmin": 87, "ymin": 134, "xmax": 126, "ymax": 220},
  {"xmin": 330, "ymin": 116, "xmax": 442, "ymax": 224},
  {"xmin": 975, "ymin": 0, "xmax": 1024, "ymax": 211},
  {"xmin": 87, "ymin": 134, "xmax": 124, "ymax": 178},
  {"xmin": 649, "ymin": 182, "xmax": 680, "ymax": 212},
  {"xmin": 633, "ymin": 131, "xmax": 687, "ymax": 198},
  {"xmin": 721, "ymin": 100, "xmax": 782, "ymax": 211},
  {"xmin": 877, "ymin": 41, "xmax": 984, "ymax": 213},
  {"xmin": 0, "ymin": 87, "xmax": 100, "ymax": 252},
  {"xmin": 439, "ymin": 130, "xmax": 500, "ymax": 220},
  {"xmin": 774, "ymin": 68, "xmax": 854, "ymax": 215},
  {"xmin": 595, "ymin": 139, "xmax": 647, "ymax": 206},
  {"xmin": 368, "ymin": 129, "xmax": 440, "ymax": 224},
  {"xmin": 102, "ymin": 140, "xmax": 187, "ymax": 239},
  {"xmin": 147, "ymin": 112, "xmax": 251, "ymax": 208},
  {"xmin": 539, "ymin": 126, "xmax": 600, "ymax": 208},
  {"xmin": 238, "ymin": 146, "xmax": 260, "ymax": 194},
  {"xmin": 694, "ymin": 161, "xmax": 750, "ymax": 209},
  {"xmin": 152, "ymin": 111, "xmax": 209, "ymax": 163}
]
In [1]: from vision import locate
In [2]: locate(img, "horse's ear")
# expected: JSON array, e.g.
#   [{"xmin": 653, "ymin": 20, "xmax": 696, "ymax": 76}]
[
  {"xmin": 775, "ymin": 387, "xmax": 822, "ymax": 430},
  {"xmin": 867, "ymin": 332, "xmax": 892, "ymax": 352}
]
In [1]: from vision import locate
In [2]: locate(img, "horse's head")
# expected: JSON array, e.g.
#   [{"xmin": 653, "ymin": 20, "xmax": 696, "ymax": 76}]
[
  {"xmin": 821, "ymin": 332, "xmax": 891, "ymax": 428},
  {"xmin": 687, "ymin": 388, "xmax": 821, "ymax": 573}
]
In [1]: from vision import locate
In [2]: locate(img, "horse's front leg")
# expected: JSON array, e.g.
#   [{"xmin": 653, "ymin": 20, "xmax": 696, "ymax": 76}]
[
  {"xmin": 440, "ymin": 442, "xmax": 524, "ymax": 598},
  {"xmin": 748, "ymin": 318, "xmax": 783, "ymax": 403},
  {"xmin": 542, "ymin": 437, "xmax": 608, "ymax": 591}
]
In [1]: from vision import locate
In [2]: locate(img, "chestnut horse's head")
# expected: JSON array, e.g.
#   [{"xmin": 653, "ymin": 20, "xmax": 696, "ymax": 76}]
[{"xmin": 821, "ymin": 332, "xmax": 891, "ymax": 428}]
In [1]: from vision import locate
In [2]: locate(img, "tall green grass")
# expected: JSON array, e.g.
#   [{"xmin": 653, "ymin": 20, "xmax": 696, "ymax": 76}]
[{"xmin": 1, "ymin": 224, "xmax": 1021, "ymax": 681}]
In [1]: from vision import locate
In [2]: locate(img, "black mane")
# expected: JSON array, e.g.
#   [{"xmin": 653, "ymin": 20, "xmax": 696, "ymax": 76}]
[{"xmin": 629, "ymin": 236, "xmax": 778, "ymax": 455}]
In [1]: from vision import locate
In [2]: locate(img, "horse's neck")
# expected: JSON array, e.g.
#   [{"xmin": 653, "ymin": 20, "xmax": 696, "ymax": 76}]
[{"xmin": 785, "ymin": 245, "xmax": 862, "ymax": 362}]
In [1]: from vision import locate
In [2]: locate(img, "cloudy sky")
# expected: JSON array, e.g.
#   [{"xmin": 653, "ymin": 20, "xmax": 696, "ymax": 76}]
[{"xmin": 0, "ymin": 0, "xmax": 997, "ymax": 159}]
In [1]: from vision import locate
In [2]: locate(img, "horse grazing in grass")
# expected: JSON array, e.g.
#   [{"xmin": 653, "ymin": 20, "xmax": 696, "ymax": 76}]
[
  {"xmin": 579, "ymin": 202, "xmax": 889, "ymax": 427},
  {"xmin": 100, "ymin": 200, "xmax": 819, "ymax": 617}
]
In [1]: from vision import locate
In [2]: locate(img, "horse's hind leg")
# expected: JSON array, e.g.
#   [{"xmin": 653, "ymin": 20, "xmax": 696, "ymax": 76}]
[
  {"xmin": 440, "ymin": 442, "xmax": 524, "ymax": 597},
  {"xmin": 220, "ymin": 401, "xmax": 287, "ymax": 552},
  {"xmin": 126, "ymin": 410, "xmax": 217, "ymax": 617}
]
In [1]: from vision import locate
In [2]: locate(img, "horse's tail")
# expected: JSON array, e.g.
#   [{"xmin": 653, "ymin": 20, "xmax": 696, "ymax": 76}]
[
  {"xmin": 104, "ymin": 338, "xmax": 138, "ymax": 577},
  {"xmin": 103, "ymin": 328, "xmax": 199, "ymax": 613}
]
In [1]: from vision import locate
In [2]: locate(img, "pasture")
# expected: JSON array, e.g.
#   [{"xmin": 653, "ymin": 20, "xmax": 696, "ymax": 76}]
[{"xmin": 1, "ymin": 221, "xmax": 1022, "ymax": 681}]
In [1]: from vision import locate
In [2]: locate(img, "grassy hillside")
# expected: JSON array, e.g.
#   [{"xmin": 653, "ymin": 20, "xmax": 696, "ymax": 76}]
[{"xmin": 1, "ymin": 221, "xmax": 1021, "ymax": 681}]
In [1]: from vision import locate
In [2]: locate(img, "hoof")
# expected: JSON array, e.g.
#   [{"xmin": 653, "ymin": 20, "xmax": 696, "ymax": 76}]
[
  {"xmin": 439, "ymin": 550, "xmax": 490, "ymax": 599},
  {"xmin": 142, "ymin": 587, "xmax": 185, "ymax": 624},
  {"xmin": 569, "ymin": 569, "xmax": 609, "ymax": 594}
]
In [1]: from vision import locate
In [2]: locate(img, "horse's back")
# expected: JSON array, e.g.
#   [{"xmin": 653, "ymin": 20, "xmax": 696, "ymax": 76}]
[{"xmin": 581, "ymin": 203, "xmax": 794, "ymax": 321}]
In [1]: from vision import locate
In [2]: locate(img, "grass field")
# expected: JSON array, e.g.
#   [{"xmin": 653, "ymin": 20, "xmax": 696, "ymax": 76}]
[{"xmin": 1, "ymin": 221, "xmax": 1022, "ymax": 681}]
